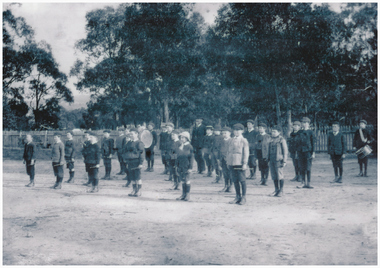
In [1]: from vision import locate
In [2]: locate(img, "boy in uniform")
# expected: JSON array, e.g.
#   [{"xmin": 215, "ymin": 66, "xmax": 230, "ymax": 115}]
[
  {"xmin": 123, "ymin": 128, "xmax": 145, "ymax": 197},
  {"xmin": 211, "ymin": 125, "xmax": 223, "ymax": 183},
  {"xmin": 64, "ymin": 131, "xmax": 76, "ymax": 183},
  {"xmin": 82, "ymin": 131, "xmax": 92, "ymax": 186},
  {"xmin": 145, "ymin": 122, "xmax": 158, "ymax": 172},
  {"xmin": 176, "ymin": 131, "xmax": 194, "ymax": 201},
  {"xmin": 227, "ymin": 123, "xmax": 249, "ymax": 205},
  {"xmin": 159, "ymin": 124, "xmax": 169, "ymax": 175},
  {"xmin": 353, "ymin": 120, "xmax": 372, "ymax": 177},
  {"xmin": 244, "ymin": 119, "xmax": 258, "ymax": 180},
  {"xmin": 297, "ymin": 117, "xmax": 315, "ymax": 189},
  {"xmin": 220, "ymin": 127, "xmax": 232, "ymax": 192},
  {"xmin": 115, "ymin": 127, "xmax": 126, "ymax": 175},
  {"xmin": 288, "ymin": 121, "xmax": 301, "ymax": 182},
  {"xmin": 268, "ymin": 126, "xmax": 288, "ymax": 197},
  {"xmin": 203, "ymin": 125, "xmax": 215, "ymax": 177},
  {"xmin": 168, "ymin": 130, "xmax": 182, "ymax": 189},
  {"xmin": 328, "ymin": 121, "xmax": 346, "ymax": 183},
  {"xmin": 164, "ymin": 123, "xmax": 175, "ymax": 181},
  {"xmin": 101, "ymin": 129, "xmax": 114, "ymax": 180},
  {"xmin": 191, "ymin": 117, "xmax": 206, "ymax": 174},
  {"xmin": 255, "ymin": 123, "xmax": 271, "ymax": 186},
  {"xmin": 51, "ymin": 132, "xmax": 65, "ymax": 189},
  {"xmin": 121, "ymin": 129, "xmax": 133, "ymax": 187},
  {"xmin": 23, "ymin": 134, "xmax": 36, "ymax": 187},
  {"xmin": 86, "ymin": 131, "xmax": 102, "ymax": 193}
]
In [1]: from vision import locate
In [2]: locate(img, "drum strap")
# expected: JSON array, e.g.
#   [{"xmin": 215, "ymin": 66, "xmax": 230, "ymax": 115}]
[{"xmin": 359, "ymin": 129, "xmax": 367, "ymax": 144}]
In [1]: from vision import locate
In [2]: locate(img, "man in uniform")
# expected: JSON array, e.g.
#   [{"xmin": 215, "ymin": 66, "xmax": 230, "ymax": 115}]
[
  {"xmin": 64, "ymin": 131, "xmax": 76, "ymax": 183},
  {"xmin": 191, "ymin": 117, "xmax": 206, "ymax": 174},
  {"xmin": 86, "ymin": 131, "xmax": 102, "ymax": 193},
  {"xmin": 211, "ymin": 125, "xmax": 223, "ymax": 183},
  {"xmin": 288, "ymin": 121, "xmax": 301, "ymax": 182},
  {"xmin": 297, "ymin": 117, "xmax": 315, "ymax": 189},
  {"xmin": 220, "ymin": 127, "xmax": 232, "ymax": 192},
  {"xmin": 123, "ymin": 128, "xmax": 145, "ymax": 197},
  {"xmin": 176, "ymin": 131, "xmax": 194, "ymax": 201},
  {"xmin": 203, "ymin": 125, "xmax": 215, "ymax": 177},
  {"xmin": 101, "ymin": 129, "xmax": 114, "ymax": 180},
  {"xmin": 243, "ymin": 119, "xmax": 258, "ymax": 180},
  {"xmin": 168, "ymin": 130, "xmax": 182, "ymax": 189},
  {"xmin": 353, "ymin": 119, "xmax": 373, "ymax": 177},
  {"xmin": 255, "ymin": 122, "xmax": 271, "ymax": 186},
  {"xmin": 145, "ymin": 122, "xmax": 158, "ymax": 172},
  {"xmin": 159, "ymin": 124, "xmax": 169, "ymax": 175},
  {"xmin": 82, "ymin": 131, "xmax": 92, "ymax": 186},
  {"xmin": 115, "ymin": 127, "xmax": 126, "ymax": 175},
  {"xmin": 23, "ymin": 134, "xmax": 36, "ymax": 187},
  {"xmin": 164, "ymin": 123, "xmax": 175, "ymax": 181},
  {"xmin": 328, "ymin": 121, "xmax": 346, "ymax": 183},
  {"xmin": 51, "ymin": 132, "xmax": 65, "ymax": 189},
  {"xmin": 227, "ymin": 123, "xmax": 249, "ymax": 205}
]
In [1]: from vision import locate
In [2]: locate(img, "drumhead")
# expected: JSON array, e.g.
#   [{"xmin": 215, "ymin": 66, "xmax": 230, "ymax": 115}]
[{"xmin": 139, "ymin": 129, "xmax": 153, "ymax": 148}]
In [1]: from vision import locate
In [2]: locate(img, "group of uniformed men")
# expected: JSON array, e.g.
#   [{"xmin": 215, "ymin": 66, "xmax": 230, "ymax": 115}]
[{"xmin": 22, "ymin": 117, "xmax": 373, "ymax": 205}]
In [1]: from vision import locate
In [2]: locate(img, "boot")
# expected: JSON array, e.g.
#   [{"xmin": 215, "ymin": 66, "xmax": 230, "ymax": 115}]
[
  {"xmin": 25, "ymin": 180, "xmax": 34, "ymax": 187},
  {"xmin": 173, "ymin": 182, "xmax": 179, "ymax": 190},
  {"xmin": 272, "ymin": 180, "xmax": 279, "ymax": 196},
  {"xmin": 239, "ymin": 195, "xmax": 246, "ymax": 205},
  {"xmin": 183, "ymin": 184, "xmax": 191, "ymax": 201},
  {"xmin": 66, "ymin": 171, "xmax": 75, "ymax": 183},
  {"xmin": 123, "ymin": 180, "xmax": 131, "ymax": 187},
  {"xmin": 229, "ymin": 195, "xmax": 241, "ymax": 204},
  {"xmin": 177, "ymin": 184, "xmax": 186, "ymax": 200},
  {"xmin": 275, "ymin": 180, "xmax": 284, "ymax": 197},
  {"xmin": 212, "ymin": 175, "xmax": 220, "ymax": 183},
  {"xmin": 89, "ymin": 186, "xmax": 99, "ymax": 193},
  {"xmin": 297, "ymin": 173, "xmax": 306, "ymax": 188},
  {"xmin": 290, "ymin": 176, "xmax": 298, "ymax": 182},
  {"xmin": 133, "ymin": 184, "xmax": 142, "ymax": 197},
  {"xmin": 165, "ymin": 173, "xmax": 173, "ymax": 181},
  {"xmin": 336, "ymin": 176, "xmax": 342, "ymax": 183},
  {"xmin": 225, "ymin": 184, "xmax": 231, "ymax": 192},
  {"xmin": 54, "ymin": 182, "xmax": 62, "ymax": 189},
  {"xmin": 128, "ymin": 184, "xmax": 137, "ymax": 196}
]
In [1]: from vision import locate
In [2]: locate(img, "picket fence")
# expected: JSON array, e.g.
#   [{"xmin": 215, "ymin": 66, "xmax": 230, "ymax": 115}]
[{"xmin": 3, "ymin": 128, "xmax": 361, "ymax": 153}]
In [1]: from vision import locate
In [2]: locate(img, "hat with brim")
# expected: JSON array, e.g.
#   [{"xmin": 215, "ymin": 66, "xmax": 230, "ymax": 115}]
[
  {"xmin": 247, "ymin": 119, "xmax": 255, "ymax": 125},
  {"xmin": 293, "ymin": 121, "xmax": 301, "ymax": 126},
  {"xmin": 221, "ymin": 127, "xmax": 232, "ymax": 133},
  {"xmin": 258, "ymin": 122, "xmax": 267, "ymax": 128},
  {"xmin": 302, "ymin": 117, "xmax": 311, "ymax": 123},
  {"xmin": 360, "ymin": 119, "xmax": 367, "ymax": 125},
  {"xmin": 179, "ymin": 131, "xmax": 191, "ymax": 141},
  {"xmin": 233, "ymin": 123, "xmax": 244, "ymax": 131}
]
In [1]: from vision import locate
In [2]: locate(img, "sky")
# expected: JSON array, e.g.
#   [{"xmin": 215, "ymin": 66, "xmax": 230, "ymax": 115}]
[
  {"xmin": 5, "ymin": 2, "xmax": 343, "ymax": 111},
  {"xmin": 6, "ymin": 2, "xmax": 223, "ymax": 110}
]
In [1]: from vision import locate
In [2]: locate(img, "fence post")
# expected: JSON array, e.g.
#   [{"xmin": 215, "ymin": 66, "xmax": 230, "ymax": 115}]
[{"xmin": 44, "ymin": 130, "xmax": 48, "ymax": 148}]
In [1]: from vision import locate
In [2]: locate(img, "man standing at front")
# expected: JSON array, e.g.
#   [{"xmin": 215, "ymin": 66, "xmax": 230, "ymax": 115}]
[
  {"xmin": 115, "ymin": 127, "xmax": 126, "ymax": 175},
  {"xmin": 23, "ymin": 134, "xmax": 36, "ymax": 187},
  {"xmin": 51, "ymin": 132, "xmax": 65, "ymax": 189},
  {"xmin": 227, "ymin": 123, "xmax": 249, "ymax": 205},
  {"xmin": 328, "ymin": 121, "xmax": 346, "ymax": 183},
  {"xmin": 255, "ymin": 123, "xmax": 271, "ymax": 186},
  {"xmin": 191, "ymin": 117, "xmax": 206, "ymax": 174},
  {"xmin": 297, "ymin": 117, "xmax": 315, "ymax": 189},
  {"xmin": 64, "ymin": 131, "xmax": 76, "ymax": 183},
  {"xmin": 101, "ymin": 129, "xmax": 114, "ymax": 180},
  {"xmin": 244, "ymin": 119, "xmax": 258, "ymax": 180}
]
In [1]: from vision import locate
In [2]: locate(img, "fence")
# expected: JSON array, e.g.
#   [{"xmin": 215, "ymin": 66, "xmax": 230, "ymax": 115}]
[{"xmin": 3, "ymin": 128, "xmax": 362, "ymax": 153}]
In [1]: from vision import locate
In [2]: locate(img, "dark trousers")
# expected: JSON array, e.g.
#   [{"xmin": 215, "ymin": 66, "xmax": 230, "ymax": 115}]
[
  {"xmin": 25, "ymin": 161, "xmax": 35, "ymax": 181},
  {"xmin": 169, "ymin": 160, "xmax": 179, "ymax": 183},
  {"xmin": 194, "ymin": 147, "xmax": 205, "ymax": 173},
  {"xmin": 229, "ymin": 165, "xmax": 247, "ymax": 196},
  {"xmin": 292, "ymin": 157, "xmax": 300, "ymax": 176},
  {"xmin": 331, "ymin": 154, "xmax": 343, "ymax": 177},
  {"xmin": 204, "ymin": 151, "xmax": 213, "ymax": 174},
  {"xmin": 212, "ymin": 153, "xmax": 221, "ymax": 177},
  {"xmin": 126, "ymin": 159, "xmax": 141, "ymax": 182},
  {"xmin": 178, "ymin": 168, "xmax": 191, "ymax": 183},
  {"xmin": 117, "ymin": 151, "xmax": 124, "ymax": 171},
  {"xmin": 52, "ymin": 162, "xmax": 64, "ymax": 182},
  {"xmin": 103, "ymin": 158, "xmax": 112, "ymax": 177},
  {"xmin": 161, "ymin": 150, "xmax": 169, "ymax": 171},
  {"xmin": 145, "ymin": 149, "xmax": 154, "ymax": 168},
  {"xmin": 221, "ymin": 158, "xmax": 231, "ymax": 186},
  {"xmin": 257, "ymin": 150, "xmax": 269, "ymax": 181},
  {"xmin": 88, "ymin": 164, "xmax": 99, "ymax": 186},
  {"xmin": 248, "ymin": 155, "xmax": 257, "ymax": 177},
  {"xmin": 299, "ymin": 152, "xmax": 313, "ymax": 183},
  {"xmin": 358, "ymin": 156, "xmax": 368, "ymax": 174}
]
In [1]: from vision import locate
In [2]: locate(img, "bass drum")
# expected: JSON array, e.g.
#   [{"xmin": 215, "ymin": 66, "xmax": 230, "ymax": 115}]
[{"xmin": 139, "ymin": 129, "xmax": 153, "ymax": 149}]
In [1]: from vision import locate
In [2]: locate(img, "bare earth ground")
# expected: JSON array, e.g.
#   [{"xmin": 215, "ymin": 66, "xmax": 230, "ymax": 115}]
[{"xmin": 3, "ymin": 153, "xmax": 377, "ymax": 265}]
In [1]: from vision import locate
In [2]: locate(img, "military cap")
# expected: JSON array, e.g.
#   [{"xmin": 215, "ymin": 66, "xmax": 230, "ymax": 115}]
[
  {"xmin": 214, "ymin": 125, "xmax": 222, "ymax": 131},
  {"xmin": 118, "ymin": 126, "xmax": 125, "ymax": 131},
  {"xmin": 166, "ymin": 123, "xmax": 174, "ymax": 128},
  {"xmin": 195, "ymin": 115, "xmax": 204, "ymax": 120},
  {"xmin": 233, "ymin": 123, "xmax": 244, "ymax": 131},
  {"xmin": 272, "ymin": 125, "xmax": 282, "ymax": 132},
  {"xmin": 130, "ymin": 128, "xmax": 139, "ymax": 133},
  {"xmin": 53, "ymin": 132, "xmax": 61, "ymax": 137},
  {"xmin": 360, "ymin": 119, "xmax": 367, "ymax": 125},
  {"xmin": 66, "ymin": 131, "xmax": 73, "ymax": 135},
  {"xmin": 148, "ymin": 122, "xmax": 155, "ymax": 128},
  {"xmin": 172, "ymin": 130, "xmax": 180, "ymax": 135},
  {"xmin": 293, "ymin": 121, "xmax": 301, "ymax": 126},
  {"xmin": 179, "ymin": 131, "xmax": 191, "ymax": 141},
  {"xmin": 103, "ymin": 129, "xmax": 111, "ymax": 133},
  {"xmin": 247, "ymin": 119, "xmax": 255, "ymax": 125},
  {"xmin": 331, "ymin": 121, "xmax": 340, "ymax": 126},
  {"xmin": 301, "ymin": 117, "xmax": 311, "ymax": 123},
  {"xmin": 206, "ymin": 125, "xmax": 214, "ymax": 130},
  {"xmin": 258, "ymin": 122, "xmax": 267, "ymax": 128},
  {"xmin": 221, "ymin": 127, "xmax": 232, "ymax": 132}
]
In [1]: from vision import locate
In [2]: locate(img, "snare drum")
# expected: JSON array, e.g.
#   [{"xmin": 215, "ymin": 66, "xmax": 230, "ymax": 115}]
[{"xmin": 355, "ymin": 145, "xmax": 372, "ymax": 159}]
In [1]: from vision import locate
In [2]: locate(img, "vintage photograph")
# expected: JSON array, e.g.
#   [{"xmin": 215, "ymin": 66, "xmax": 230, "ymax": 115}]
[{"xmin": 3, "ymin": 2, "xmax": 377, "ymax": 265}]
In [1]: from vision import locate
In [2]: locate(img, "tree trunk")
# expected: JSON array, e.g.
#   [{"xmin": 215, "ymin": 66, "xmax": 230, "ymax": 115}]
[
  {"xmin": 286, "ymin": 109, "xmax": 292, "ymax": 138},
  {"xmin": 163, "ymin": 99, "xmax": 169, "ymax": 123},
  {"xmin": 274, "ymin": 88, "xmax": 281, "ymax": 126}
]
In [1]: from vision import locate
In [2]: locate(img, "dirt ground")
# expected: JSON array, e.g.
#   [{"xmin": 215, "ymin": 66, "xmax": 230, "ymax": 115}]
[{"xmin": 3, "ymin": 153, "xmax": 377, "ymax": 265}]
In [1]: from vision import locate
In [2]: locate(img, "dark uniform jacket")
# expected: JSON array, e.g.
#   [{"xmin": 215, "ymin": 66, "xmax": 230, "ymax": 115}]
[
  {"xmin": 328, "ymin": 132, "xmax": 346, "ymax": 156},
  {"xmin": 202, "ymin": 134, "xmax": 215, "ymax": 153},
  {"xmin": 81, "ymin": 140, "xmax": 91, "ymax": 163},
  {"xmin": 101, "ymin": 137, "xmax": 114, "ymax": 159},
  {"xmin": 220, "ymin": 138, "xmax": 231, "ymax": 160},
  {"xmin": 51, "ymin": 142, "xmax": 65, "ymax": 163},
  {"xmin": 298, "ymin": 129, "xmax": 315, "ymax": 153},
  {"xmin": 168, "ymin": 140, "xmax": 182, "ymax": 160},
  {"xmin": 122, "ymin": 140, "xmax": 145, "ymax": 165},
  {"xmin": 147, "ymin": 130, "xmax": 158, "ymax": 152},
  {"xmin": 353, "ymin": 129, "xmax": 372, "ymax": 149},
  {"xmin": 176, "ymin": 143, "xmax": 194, "ymax": 170},
  {"xmin": 164, "ymin": 132, "xmax": 174, "ymax": 152},
  {"xmin": 244, "ymin": 129, "xmax": 258, "ymax": 155},
  {"xmin": 23, "ymin": 142, "xmax": 36, "ymax": 162},
  {"xmin": 159, "ymin": 131, "xmax": 169, "ymax": 151},
  {"xmin": 191, "ymin": 124, "xmax": 206, "ymax": 149},
  {"xmin": 212, "ymin": 134, "xmax": 224, "ymax": 158},
  {"xmin": 86, "ymin": 142, "xmax": 101, "ymax": 165},
  {"xmin": 268, "ymin": 136, "xmax": 288, "ymax": 162},
  {"xmin": 287, "ymin": 131, "xmax": 300, "ymax": 158},
  {"xmin": 115, "ymin": 135, "xmax": 125, "ymax": 151},
  {"xmin": 64, "ymin": 139, "xmax": 75, "ymax": 161},
  {"xmin": 255, "ymin": 133, "xmax": 271, "ymax": 159}
]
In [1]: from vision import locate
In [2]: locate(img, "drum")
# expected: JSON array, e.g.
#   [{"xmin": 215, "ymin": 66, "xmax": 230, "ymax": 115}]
[
  {"xmin": 139, "ymin": 129, "xmax": 153, "ymax": 149},
  {"xmin": 355, "ymin": 145, "xmax": 372, "ymax": 159}
]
